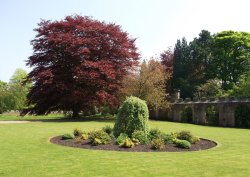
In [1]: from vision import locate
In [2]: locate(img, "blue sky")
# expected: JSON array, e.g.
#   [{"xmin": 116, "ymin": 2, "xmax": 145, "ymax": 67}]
[{"xmin": 1, "ymin": 0, "xmax": 250, "ymax": 82}]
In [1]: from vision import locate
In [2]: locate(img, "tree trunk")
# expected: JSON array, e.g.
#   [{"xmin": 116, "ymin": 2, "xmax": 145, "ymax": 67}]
[
  {"xmin": 72, "ymin": 106, "xmax": 80, "ymax": 118},
  {"xmin": 72, "ymin": 110, "xmax": 80, "ymax": 118}
]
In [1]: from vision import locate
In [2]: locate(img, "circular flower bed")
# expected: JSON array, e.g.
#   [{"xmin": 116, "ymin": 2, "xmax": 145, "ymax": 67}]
[{"xmin": 50, "ymin": 127, "xmax": 217, "ymax": 152}]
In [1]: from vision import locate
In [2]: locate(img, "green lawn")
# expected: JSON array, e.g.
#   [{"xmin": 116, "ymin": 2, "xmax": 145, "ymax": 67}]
[{"xmin": 0, "ymin": 116, "xmax": 249, "ymax": 177}]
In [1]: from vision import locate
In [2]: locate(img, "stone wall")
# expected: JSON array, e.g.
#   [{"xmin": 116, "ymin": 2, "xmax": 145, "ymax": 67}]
[{"xmin": 166, "ymin": 97, "xmax": 250, "ymax": 127}]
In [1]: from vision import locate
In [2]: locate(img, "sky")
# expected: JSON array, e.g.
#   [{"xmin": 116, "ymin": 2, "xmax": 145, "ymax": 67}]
[{"xmin": 1, "ymin": 0, "xmax": 250, "ymax": 82}]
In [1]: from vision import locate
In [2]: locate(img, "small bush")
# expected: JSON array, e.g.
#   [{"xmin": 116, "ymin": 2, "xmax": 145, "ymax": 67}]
[
  {"xmin": 74, "ymin": 136, "xmax": 83, "ymax": 143},
  {"xmin": 102, "ymin": 125, "xmax": 113, "ymax": 135},
  {"xmin": 121, "ymin": 138, "xmax": 134, "ymax": 148},
  {"xmin": 162, "ymin": 134, "xmax": 176, "ymax": 144},
  {"xmin": 175, "ymin": 139, "xmax": 191, "ymax": 149},
  {"xmin": 62, "ymin": 134, "xmax": 74, "ymax": 140},
  {"xmin": 92, "ymin": 138, "xmax": 102, "ymax": 146},
  {"xmin": 89, "ymin": 130, "xmax": 111, "ymax": 145},
  {"xmin": 151, "ymin": 138, "xmax": 165, "ymax": 150},
  {"xmin": 109, "ymin": 133, "xmax": 115, "ymax": 140},
  {"xmin": 131, "ymin": 138, "xmax": 140, "ymax": 145},
  {"xmin": 149, "ymin": 128, "xmax": 163, "ymax": 140},
  {"xmin": 81, "ymin": 133, "xmax": 89, "ymax": 140},
  {"xmin": 131, "ymin": 130, "xmax": 148, "ymax": 144},
  {"xmin": 113, "ymin": 96, "xmax": 149, "ymax": 137},
  {"xmin": 177, "ymin": 131, "xmax": 197, "ymax": 144},
  {"xmin": 116, "ymin": 133, "xmax": 128, "ymax": 145},
  {"xmin": 73, "ymin": 128, "xmax": 83, "ymax": 137},
  {"xmin": 192, "ymin": 136, "xmax": 200, "ymax": 144}
]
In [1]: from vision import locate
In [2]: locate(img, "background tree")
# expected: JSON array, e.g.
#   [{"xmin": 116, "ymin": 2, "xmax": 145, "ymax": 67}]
[
  {"xmin": 171, "ymin": 38, "xmax": 192, "ymax": 98},
  {"xmin": 0, "ymin": 81, "xmax": 9, "ymax": 113},
  {"xmin": 160, "ymin": 47, "xmax": 174, "ymax": 93},
  {"xmin": 170, "ymin": 31, "xmax": 215, "ymax": 98},
  {"xmin": 212, "ymin": 31, "xmax": 250, "ymax": 90},
  {"xmin": 194, "ymin": 79, "xmax": 223, "ymax": 98},
  {"xmin": 166, "ymin": 30, "xmax": 250, "ymax": 98},
  {"xmin": 189, "ymin": 30, "xmax": 214, "ymax": 85},
  {"xmin": 121, "ymin": 58, "xmax": 171, "ymax": 112},
  {"xmin": 24, "ymin": 15, "xmax": 139, "ymax": 117},
  {"xmin": 0, "ymin": 69, "xmax": 30, "ymax": 113},
  {"xmin": 228, "ymin": 70, "xmax": 250, "ymax": 98},
  {"xmin": 8, "ymin": 68, "xmax": 30, "ymax": 110}
]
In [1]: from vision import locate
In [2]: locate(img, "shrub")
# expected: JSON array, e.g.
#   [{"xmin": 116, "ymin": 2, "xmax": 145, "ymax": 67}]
[
  {"xmin": 62, "ymin": 134, "xmax": 74, "ymax": 140},
  {"xmin": 73, "ymin": 128, "xmax": 83, "ymax": 137},
  {"xmin": 131, "ymin": 130, "xmax": 148, "ymax": 144},
  {"xmin": 151, "ymin": 138, "xmax": 165, "ymax": 150},
  {"xmin": 116, "ymin": 133, "xmax": 128, "ymax": 145},
  {"xmin": 177, "ymin": 131, "xmax": 198, "ymax": 144},
  {"xmin": 89, "ymin": 130, "xmax": 111, "ymax": 145},
  {"xmin": 121, "ymin": 138, "xmax": 134, "ymax": 148},
  {"xmin": 74, "ymin": 136, "xmax": 82, "ymax": 143},
  {"xmin": 92, "ymin": 138, "xmax": 102, "ymax": 146},
  {"xmin": 175, "ymin": 139, "xmax": 191, "ymax": 149},
  {"xmin": 148, "ymin": 128, "xmax": 163, "ymax": 140},
  {"xmin": 131, "ymin": 138, "xmax": 140, "ymax": 145},
  {"xmin": 113, "ymin": 96, "xmax": 149, "ymax": 137},
  {"xmin": 192, "ymin": 136, "xmax": 200, "ymax": 144},
  {"xmin": 81, "ymin": 133, "xmax": 89, "ymax": 140},
  {"xmin": 102, "ymin": 125, "xmax": 113, "ymax": 135},
  {"xmin": 162, "ymin": 134, "xmax": 176, "ymax": 144}
]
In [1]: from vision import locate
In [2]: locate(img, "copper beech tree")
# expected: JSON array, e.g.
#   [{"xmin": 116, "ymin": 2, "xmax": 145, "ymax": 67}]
[{"xmin": 23, "ymin": 15, "xmax": 139, "ymax": 117}]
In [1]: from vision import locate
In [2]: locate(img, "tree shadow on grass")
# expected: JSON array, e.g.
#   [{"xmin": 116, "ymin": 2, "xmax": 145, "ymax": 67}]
[
  {"xmin": 33, "ymin": 117, "xmax": 115, "ymax": 123},
  {"xmin": 2, "ymin": 113, "xmax": 115, "ymax": 123}
]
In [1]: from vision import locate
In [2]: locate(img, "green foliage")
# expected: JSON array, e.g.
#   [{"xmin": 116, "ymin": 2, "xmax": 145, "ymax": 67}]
[
  {"xmin": 92, "ymin": 138, "xmax": 102, "ymax": 146},
  {"xmin": 74, "ymin": 136, "xmax": 83, "ymax": 143},
  {"xmin": 162, "ymin": 133, "xmax": 176, "ymax": 144},
  {"xmin": 192, "ymin": 136, "xmax": 200, "ymax": 144},
  {"xmin": 177, "ymin": 131, "xmax": 199, "ymax": 144},
  {"xmin": 8, "ymin": 68, "xmax": 30, "ymax": 110},
  {"xmin": 102, "ymin": 125, "xmax": 113, "ymax": 135},
  {"xmin": 89, "ymin": 130, "xmax": 111, "ymax": 145},
  {"xmin": 175, "ymin": 139, "xmax": 191, "ymax": 149},
  {"xmin": 121, "ymin": 138, "xmax": 134, "ymax": 148},
  {"xmin": 131, "ymin": 130, "xmax": 148, "ymax": 144},
  {"xmin": 172, "ymin": 38, "xmax": 193, "ymax": 98},
  {"xmin": 0, "ymin": 69, "xmax": 30, "ymax": 113},
  {"xmin": 171, "ymin": 31, "xmax": 214, "ymax": 98},
  {"xmin": 81, "ymin": 133, "xmax": 89, "ymax": 140},
  {"xmin": 61, "ymin": 134, "xmax": 74, "ymax": 140},
  {"xmin": 148, "ymin": 128, "xmax": 163, "ymax": 140},
  {"xmin": 113, "ymin": 96, "xmax": 149, "ymax": 137},
  {"xmin": 0, "ymin": 81, "xmax": 9, "ymax": 114},
  {"xmin": 151, "ymin": 138, "xmax": 165, "ymax": 150},
  {"xmin": 195, "ymin": 79, "xmax": 223, "ymax": 98},
  {"xmin": 116, "ymin": 133, "xmax": 128, "ymax": 145},
  {"xmin": 131, "ymin": 138, "xmax": 140, "ymax": 145},
  {"xmin": 73, "ymin": 128, "xmax": 83, "ymax": 137},
  {"xmin": 229, "ymin": 70, "xmax": 250, "ymax": 98},
  {"xmin": 213, "ymin": 31, "xmax": 250, "ymax": 90},
  {"xmin": 169, "ymin": 30, "xmax": 250, "ymax": 97}
]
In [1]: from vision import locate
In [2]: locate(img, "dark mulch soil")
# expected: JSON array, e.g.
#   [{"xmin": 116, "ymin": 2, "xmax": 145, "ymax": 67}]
[{"xmin": 50, "ymin": 136, "xmax": 217, "ymax": 152}]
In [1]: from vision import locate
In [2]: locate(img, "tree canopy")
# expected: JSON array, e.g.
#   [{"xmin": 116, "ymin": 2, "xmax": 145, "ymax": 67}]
[
  {"xmin": 0, "ymin": 68, "xmax": 29, "ymax": 113},
  {"xmin": 165, "ymin": 30, "xmax": 250, "ymax": 98},
  {"xmin": 23, "ymin": 15, "xmax": 139, "ymax": 117},
  {"xmin": 212, "ymin": 31, "xmax": 250, "ymax": 89},
  {"xmin": 121, "ymin": 59, "xmax": 171, "ymax": 111}
]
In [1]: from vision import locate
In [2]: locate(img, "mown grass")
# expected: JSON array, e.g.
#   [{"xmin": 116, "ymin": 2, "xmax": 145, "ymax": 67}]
[{"xmin": 0, "ymin": 115, "xmax": 249, "ymax": 177}]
